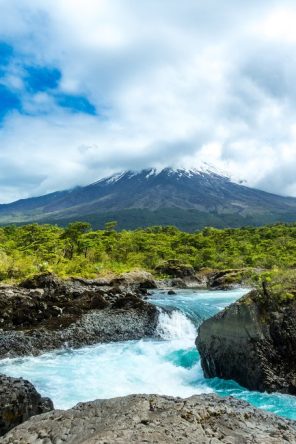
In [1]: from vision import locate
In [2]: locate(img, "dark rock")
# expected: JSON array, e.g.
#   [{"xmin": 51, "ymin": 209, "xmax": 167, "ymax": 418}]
[
  {"xmin": 169, "ymin": 275, "xmax": 208, "ymax": 289},
  {"xmin": 20, "ymin": 272, "xmax": 64, "ymax": 291},
  {"xmin": 111, "ymin": 271, "xmax": 158, "ymax": 290},
  {"xmin": 70, "ymin": 276, "xmax": 113, "ymax": 286},
  {"xmin": 90, "ymin": 294, "xmax": 110, "ymax": 309},
  {"xmin": 207, "ymin": 269, "xmax": 246, "ymax": 290},
  {"xmin": 169, "ymin": 277, "xmax": 203, "ymax": 289},
  {"xmin": 161, "ymin": 269, "xmax": 247, "ymax": 290},
  {"xmin": 196, "ymin": 289, "xmax": 296, "ymax": 394},
  {"xmin": 112, "ymin": 293, "xmax": 147, "ymax": 309},
  {"xmin": 167, "ymin": 290, "xmax": 176, "ymax": 295},
  {"xmin": 3, "ymin": 394, "xmax": 296, "ymax": 443},
  {"xmin": 0, "ymin": 274, "xmax": 159, "ymax": 358},
  {"xmin": 0, "ymin": 374, "xmax": 53, "ymax": 437},
  {"xmin": 155, "ymin": 260, "xmax": 195, "ymax": 278},
  {"xmin": 0, "ymin": 306, "xmax": 159, "ymax": 358},
  {"xmin": 171, "ymin": 277, "xmax": 187, "ymax": 287}
]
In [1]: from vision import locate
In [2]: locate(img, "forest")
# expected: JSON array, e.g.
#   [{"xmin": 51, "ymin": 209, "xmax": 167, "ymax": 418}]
[{"xmin": 0, "ymin": 221, "xmax": 295, "ymax": 282}]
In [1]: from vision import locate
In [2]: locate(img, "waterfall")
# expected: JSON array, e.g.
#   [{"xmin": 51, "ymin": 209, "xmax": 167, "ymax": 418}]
[
  {"xmin": 156, "ymin": 309, "xmax": 197, "ymax": 341},
  {"xmin": 1, "ymin": 288, "xmax": 293, "ymax": 420}
]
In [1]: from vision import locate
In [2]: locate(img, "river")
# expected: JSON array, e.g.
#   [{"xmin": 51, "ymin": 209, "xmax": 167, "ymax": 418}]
[{"xmin": 1, "ymin": 288, "xmax": 296, "ymax": 419}]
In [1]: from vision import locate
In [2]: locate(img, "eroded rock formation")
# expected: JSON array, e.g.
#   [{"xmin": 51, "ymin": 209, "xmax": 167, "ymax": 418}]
[
  {"xmin": 196, "ymin": 288, "xmax": 296, "ymax": 394},
  {"xmin": 0, "ymin": 374, "xmax": 53, "ymax": 437},
  {"xmin": 2, "ymin": 393, "xmax": 296, "ymax": 443},
  {"xmin": 0, "ymin": 272, "xmax": 159, "ymax": 358}
]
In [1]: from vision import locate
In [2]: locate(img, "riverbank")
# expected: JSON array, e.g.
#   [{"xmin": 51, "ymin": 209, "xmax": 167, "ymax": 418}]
[
  {"xmin": 0, "ymin": 272, "xmax": 160, "ymax": 359},
  {"xmin": 1, "ymin": 281, "xmax": 296, "ymax": 440},
  {"xmin": 0, "ymin": 267, "xmax": 250, "ymax": 359},
  {"xmin": 3, "ymin": 393, "xmax": 296, "ymax": 443},
  {"xmin": 2, "ymin": 289, "xmax": 296, "ymax": 422}
]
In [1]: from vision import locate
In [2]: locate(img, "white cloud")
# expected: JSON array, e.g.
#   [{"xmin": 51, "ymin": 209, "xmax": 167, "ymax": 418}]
[
  {"xmin": 259, "ymin": 7, "xmax": 296, "ymax": 43},
  {"xmin": 0, "ymin": 0, "xmax": 296, "ymax": 201}
]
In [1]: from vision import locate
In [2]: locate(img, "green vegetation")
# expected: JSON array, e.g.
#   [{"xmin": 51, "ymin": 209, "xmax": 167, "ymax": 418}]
[
  {"xmin": 40, "ymin": 208, "xmax": 296, "ymax": 232},
  {"xmin": 1, "ymin": 221, "xmax": 296, "ymax": 282},
  {"xmin": 250, "ymin": 269, "xmax": 296, "ymax": 304}
]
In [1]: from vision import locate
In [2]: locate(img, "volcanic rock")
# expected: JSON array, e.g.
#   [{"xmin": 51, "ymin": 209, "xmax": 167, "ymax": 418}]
[
  {"xmin": 0, "ymin": 374, "xmax": 53, "ymax": 437},
  {"xmin": 2, "ymin": 394, "xmax": 296, "ymax": 443}
]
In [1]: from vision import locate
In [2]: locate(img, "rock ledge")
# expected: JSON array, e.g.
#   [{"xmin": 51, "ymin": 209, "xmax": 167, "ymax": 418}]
[{"xmin": 2, "ymin": 393, "xmax": 296, "ymax": 443}]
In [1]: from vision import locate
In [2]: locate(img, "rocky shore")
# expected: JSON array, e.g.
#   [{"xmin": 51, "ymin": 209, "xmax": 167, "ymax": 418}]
[
  {"xmin": 0, "ymin": 272, "xmax": 159, "ymax": 358},
  {"xmin": 0, "ymin": 267, "xmax": 247, "ymax": 360},
  {"xmin": 2, "ymin": 393, "xmax": 296, "ymax": 443},
  {"xmin": 0, "ymin": 374, "xmax": 53, "ymax": 436},
  {"xmin": 196, "ymin": 286, "xmax": 296, "ymax": 394},
  {"xmin": 0, "ymin": 269, "xmax": 276, "ymax": 440}
]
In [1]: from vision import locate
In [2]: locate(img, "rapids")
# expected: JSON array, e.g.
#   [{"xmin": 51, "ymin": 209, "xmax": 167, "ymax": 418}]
[{"xmin": 1, "ymin": 288, "xmax": 296, "ymax": 419}]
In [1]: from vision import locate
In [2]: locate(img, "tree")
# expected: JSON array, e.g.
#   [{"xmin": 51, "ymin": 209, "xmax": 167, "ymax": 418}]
[
  {"xmin": 61, "ymin": 222, "xmax": 91, "ymax": 259},
  {"xmin": 104, "ymin": 221, "xmax": 118, "ymax": 232}
]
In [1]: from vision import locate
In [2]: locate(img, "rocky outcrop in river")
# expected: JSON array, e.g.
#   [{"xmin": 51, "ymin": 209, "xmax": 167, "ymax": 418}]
[
  {"xmin": 0, "ymin": 272, "xmax": 159, "ymax": 358},
  {"xmin": 2, "ymin": 393, "xmax": 296, "ymax": 443},
  {"xmin": 206, "ymin": 268, "xmax": 249, "ymax": 290},
  {"xmin": 196, "ymin": 287, "xmax": 296, "ymax": 394},
  {"xmin": 155, "ymin": 262, "xmax": 250, "ymax": 290},
  {"xmin": 0, "ymin": 374, "xmax": 53, "ymax": 436}
]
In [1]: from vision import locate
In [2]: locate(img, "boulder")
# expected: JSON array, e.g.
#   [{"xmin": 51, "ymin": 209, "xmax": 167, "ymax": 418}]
[
  {"xmin": 0, "ymin": 374, "xmax": 53, "ymax": 437},
  {"xmin": 196, "ymin": 288, "xmax": 296, "ymax": 394},
  {"xmin": 20, "ymin": 272, "xmax": 64, "ymax": 291},
  {"xmin": 207, "ymin": 269, "xmax": 248, "ymax": 290},
  {"xmin": 112, "ymin": 270, "xmax": 157, "ymax": 290},
  {"xmin": 155, "ymin": 260, "xmax": 195, "ymax": 278},
  {"xmin": 171, "ymin": 277, "xmax": 187, "ymax": 287},
  {"xmin": 2, "ymin": 394, "xmax": 296, "ymax": 443}
]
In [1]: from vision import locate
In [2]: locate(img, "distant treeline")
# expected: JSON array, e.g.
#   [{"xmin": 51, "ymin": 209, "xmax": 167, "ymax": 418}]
[{"xmin": 0, "ymin": 221, "xmax": 295, "ymax": 281}]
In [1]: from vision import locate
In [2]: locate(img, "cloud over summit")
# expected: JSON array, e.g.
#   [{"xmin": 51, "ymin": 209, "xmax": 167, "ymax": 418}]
[{"xmin": 0, "ymin": 0, "xmax": 296, "ymax": 201}]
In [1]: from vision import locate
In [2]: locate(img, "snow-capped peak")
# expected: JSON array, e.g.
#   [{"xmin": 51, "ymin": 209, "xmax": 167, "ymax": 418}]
[
  {"xmin": 93, "ymin": 164, "xmax": 230, "ymax": 186},
  {"xmin": 145, "ymin": 168, "xmax": 158, "ymax": 179},
  {"xmin": 164, "ymin": 167, "xmax": 201, "ymax": 178},
  {"xmin": 105, "ymin": 171, "xmax": 127, "ymax": 184}
]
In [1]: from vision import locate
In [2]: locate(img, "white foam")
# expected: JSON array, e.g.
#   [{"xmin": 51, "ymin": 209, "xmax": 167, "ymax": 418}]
[
  {"xmin": 0, "ymin": 334, "xmax": 210, "ymax": 410},
  {"xmin": 0, "ymin": 310, "xmax": 203, "ymax": 409},
  {"xmin": 157, "ymin": 309, "xmax": 197, "ymax": 341}
]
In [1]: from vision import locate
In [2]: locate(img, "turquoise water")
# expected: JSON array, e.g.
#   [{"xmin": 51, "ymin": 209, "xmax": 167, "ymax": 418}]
[{"xmin": 0, "ymin": 288, "xmax": 296, "ymax": 420}]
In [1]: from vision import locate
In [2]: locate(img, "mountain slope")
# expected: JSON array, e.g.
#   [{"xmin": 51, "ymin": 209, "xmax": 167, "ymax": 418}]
[{"xmin": 1, "ymin": 167, "xmax": 296, "ymax": 231}]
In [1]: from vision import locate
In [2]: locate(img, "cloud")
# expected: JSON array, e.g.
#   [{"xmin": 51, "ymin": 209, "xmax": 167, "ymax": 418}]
[{"xmin": 0, "ymin": 0, "xmax": 296, "ymax": 202}]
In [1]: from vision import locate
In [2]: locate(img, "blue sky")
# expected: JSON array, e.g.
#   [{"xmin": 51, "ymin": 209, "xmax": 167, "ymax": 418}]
[
  {"xmin": 0, "ymin": 52, "xmax": 96, "ymax": 119},
  {"xmin": 0, "ymin": 0, "xmax": 296, "ymax": 202}
]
